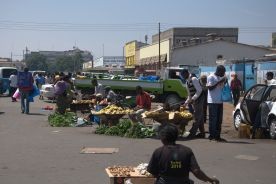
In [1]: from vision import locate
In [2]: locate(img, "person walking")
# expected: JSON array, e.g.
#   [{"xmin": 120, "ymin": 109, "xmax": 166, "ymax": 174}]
[
  {"xmin": 207, "ymin": 65, "xmax": 227, "ymax": 142},
  {"xmin": 9, "ymin": 71, "xmax": 18, "ymax": 102},
  {"xmin": 17, "ymin": 68, "xmax": 34, "ymax": 114},
  {"xmin": 147, "ymin": 124, "xmax": 220, "ymax": 184},
  {"xmin": 230, "ymin": 74, "xmax": 242, "ymax": 107},
  {"xmin": 181, "ymin": 69, "xmax": 205, "ymax": 139}
]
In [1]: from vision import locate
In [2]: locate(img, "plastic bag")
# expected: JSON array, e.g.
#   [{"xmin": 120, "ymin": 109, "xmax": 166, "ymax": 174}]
[
  {"xmin": 12, "ymin": 88, "xmax": 20, "ymax": 99},
  {"xmin": 221, "ymin": 82, "xmax": 232, "ymax": 102},
  {"xmin": 29, "ymin": 85, "xmax": 40, "ymax": 98},
  {"xmin": 28, "ymin": 85, "xmax": 40, "ymax": 102}
]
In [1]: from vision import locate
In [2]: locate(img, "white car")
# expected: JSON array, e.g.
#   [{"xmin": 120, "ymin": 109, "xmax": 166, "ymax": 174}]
[
  {"xmin": 233, "ymin": 84, "xmax": 276, "ymax": 139},
  {"xmin": 40, "ymin": 84, "xmax": 55, "ymax": 100}
]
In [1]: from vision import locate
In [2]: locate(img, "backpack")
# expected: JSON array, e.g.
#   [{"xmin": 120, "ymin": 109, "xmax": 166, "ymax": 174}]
[{"xmin": 17, "ymin": 72, "xmax": 32, "ymax": 88}]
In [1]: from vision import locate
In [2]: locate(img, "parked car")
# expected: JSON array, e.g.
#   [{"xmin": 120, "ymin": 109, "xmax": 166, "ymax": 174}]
[
  {"xmin": 233, "ymin": 84, "xmax": 276, "ymax": 139},
  {"xmin": 40, "ymin": 84, "xmax": 55, "ymax": 100}
]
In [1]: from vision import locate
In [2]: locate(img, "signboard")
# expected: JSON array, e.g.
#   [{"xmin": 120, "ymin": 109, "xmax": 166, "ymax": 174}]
[{"xmin": 125, "ymin": 42, "xmax": 136, "ymax": 57}]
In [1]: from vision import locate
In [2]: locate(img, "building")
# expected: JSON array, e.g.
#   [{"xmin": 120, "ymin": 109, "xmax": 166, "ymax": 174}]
[
  {"xmin": 152, "ymin": 27, "xmax": 239, "ymax": 48},
  {"xmin": 28, "ymin": 47, "xmax": 93, "ymax": 63},
  {"xmin": 272, "ymin": 32, "xmax": 276, "ymax": 48},
  {"xmin": 124, "ymin": 41, "xmax": 148, "ymax": 74},
  {"xmin": 139, "ymin": 39, "xmax": 171, "ymax": 72},
  {"xmin": 92, "ymin": 56, "xmax": 125, "ymax": 73},
  {"xmin": 171, "ymin": 39, "xmax": 276, "ymax": 67},
  {"xmin": 0, "ymin": 57, "xmax": 25, "ymax": 69},
  {"xmin": 82, "ymin": 61, "xmax": 93, "ymax": 70}
]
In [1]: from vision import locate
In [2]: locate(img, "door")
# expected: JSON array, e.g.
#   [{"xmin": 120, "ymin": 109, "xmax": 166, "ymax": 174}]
[
  {"xmin": 240, "ymin": 84, "xmax": 267, "ymax": 124},
  {"xmin": 245, "ymin": 63, "xmax": 257, "ymax": 91}
]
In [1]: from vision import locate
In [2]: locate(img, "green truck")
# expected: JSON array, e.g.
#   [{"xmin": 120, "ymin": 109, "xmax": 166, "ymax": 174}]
[{"xmin": 73, "ymin": 67, "xmax": 198, "ymax": 105}]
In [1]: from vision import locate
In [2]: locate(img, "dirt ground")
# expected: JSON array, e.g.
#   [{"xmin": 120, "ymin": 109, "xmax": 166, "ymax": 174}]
[{"xmin": 145, "ymin": 102, "xmax": 238, "ymax": 139}]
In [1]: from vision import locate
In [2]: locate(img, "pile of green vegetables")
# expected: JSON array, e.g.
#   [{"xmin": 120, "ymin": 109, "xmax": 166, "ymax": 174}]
[
  {"xmin": 95, "ymin": 119, "xmax": 156, "ymax": 138},
  {"xmin": 48, "ymin": 112, "xmax": 77, "ymax": 127}
]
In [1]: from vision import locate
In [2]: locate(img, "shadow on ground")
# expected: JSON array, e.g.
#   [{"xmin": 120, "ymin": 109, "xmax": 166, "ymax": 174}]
[{"xmin": 27, "ymin": 113, "xmax": 47, "ymax": 116}]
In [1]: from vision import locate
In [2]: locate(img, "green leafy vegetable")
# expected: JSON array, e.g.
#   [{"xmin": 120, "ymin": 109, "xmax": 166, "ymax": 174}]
[{"xmin": 48, "ymin": 112, "xmax": 76, "ymax": 127}]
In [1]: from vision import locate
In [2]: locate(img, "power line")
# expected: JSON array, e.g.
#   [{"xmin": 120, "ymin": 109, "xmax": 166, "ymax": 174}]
[{"xmin": 0, "ymin": 20, "xmax": 275, "ymax": 34}]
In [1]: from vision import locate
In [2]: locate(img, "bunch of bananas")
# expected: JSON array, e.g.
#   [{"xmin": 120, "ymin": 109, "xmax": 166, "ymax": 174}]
[
  {"xmin": 98, "ymin": 105, "xmax": 133, "ymax": 115},
  {"xmin": 144, "ymin": 111, "xmax": 161, "ymax": 118},
  {"xmin": 179, "ymin": 111, "xmax": 193, "ymax": 119}
]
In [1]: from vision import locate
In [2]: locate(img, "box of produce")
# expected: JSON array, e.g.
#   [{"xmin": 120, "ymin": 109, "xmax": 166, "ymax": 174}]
[{"xmin": 105, "ymin": 165, "xmax": 155, "ymax": 184}]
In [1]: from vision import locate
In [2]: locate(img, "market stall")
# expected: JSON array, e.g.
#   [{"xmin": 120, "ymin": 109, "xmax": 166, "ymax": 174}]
[
  {"xmin": 92, "ymin": 104, "xmax": 134, "ymax": 126},
  {"xmin": 70, "ymin": 99, "xmax": 95, "ymax": 112}
]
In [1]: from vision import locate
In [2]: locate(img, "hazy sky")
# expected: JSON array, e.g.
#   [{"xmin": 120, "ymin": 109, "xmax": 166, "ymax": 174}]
[{"xmin": 1, "ymin": 0, "xmax": 275, "ymax": 60}]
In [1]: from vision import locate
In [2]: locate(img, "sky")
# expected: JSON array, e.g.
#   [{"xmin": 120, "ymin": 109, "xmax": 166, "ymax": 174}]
[{"xmin": 0, "ymin": 0, "xmax": 276, "ymax": 60}]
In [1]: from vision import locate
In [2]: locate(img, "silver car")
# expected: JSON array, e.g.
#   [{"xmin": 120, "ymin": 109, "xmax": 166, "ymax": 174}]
[{"xmin": 233, "ymin": 84, "xmax": 276, "ymax": 139}]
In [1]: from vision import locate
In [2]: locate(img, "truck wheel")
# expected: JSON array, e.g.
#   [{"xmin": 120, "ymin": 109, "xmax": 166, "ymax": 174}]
[
  {"xmin": 269, "ymin": 119, "xmax": 276, "ymax": 140},
  {"xmin": 165, "ymin": 94, "xmax": 181, "ymax": 110}
]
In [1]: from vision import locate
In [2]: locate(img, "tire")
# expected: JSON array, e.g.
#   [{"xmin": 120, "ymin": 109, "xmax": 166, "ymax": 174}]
[
  {"xmin": 233, "ymin": 111, "xmax": 242, "ymax": 130},
  {"xmin": 165, "ymin": 94, "xmax": 181, "ymax": 110},
  {"xmin": 269, "ymin": 119, "xmax": 276, "ymax": 140}
]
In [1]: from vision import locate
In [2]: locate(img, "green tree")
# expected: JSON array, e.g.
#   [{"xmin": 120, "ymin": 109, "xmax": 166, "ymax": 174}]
[
  {"xmin": 56, "ymin": 56, "xmax": 75, "ymax": 72},
  {"xmin": 72, "ymin": 51, "xmax": 84, "ymax": 72},
  {"xmin": 25, "ymin": 53, "xmax": 48, "ymax": 71}
]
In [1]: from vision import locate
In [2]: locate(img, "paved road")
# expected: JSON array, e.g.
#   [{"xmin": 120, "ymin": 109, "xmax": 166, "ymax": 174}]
[{"xmin": 0, "ymin": 97, "xmax": 276, "ymax": 184}]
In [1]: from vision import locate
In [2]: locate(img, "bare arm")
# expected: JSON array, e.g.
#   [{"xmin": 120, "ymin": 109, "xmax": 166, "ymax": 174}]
[
  {"xmin": 208, "ymin": 77, "xmax": 226, "ymax": 91},
  {"xmin": 192, "ymin": 169, "xmax": 219, "ymax": 184}
]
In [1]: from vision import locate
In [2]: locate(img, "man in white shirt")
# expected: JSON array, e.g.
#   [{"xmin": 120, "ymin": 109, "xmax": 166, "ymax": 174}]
[
  {"xmin": 9, "ymin": 71, "xmax": 18, "ymax": 102},
  {"xmin": 265, "ymin": 72, "xmax": 276, "ymax": 85},
  {"xmin": 181, "ymin": 69, "xmax": 205, "ymax": 139},
  {"xmin": 207, "ymin": 65, "xmax": 227, "ymax": 142}
]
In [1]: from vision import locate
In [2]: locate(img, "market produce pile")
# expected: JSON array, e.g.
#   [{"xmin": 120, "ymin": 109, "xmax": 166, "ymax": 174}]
[
  {"xmin": 48, "ymin": 112, "xmax": 77, "ymax": 127},
  {"xmin": 72, "ymin": 100, "xmax": 95, "ymax": 104},
  {"xmin": 107, "ymin": 166, "xmax": 135, "ymax": 177},
  {"xmin": 107, "ymin": 164, "xmax": 151, "ymax": 177},
  {"xmin": 143, "ymin": 107, "xmax": 193, "ymax": 123},
  {"xmin": 95, "ymin": 119, "xmax": 155, "ymax": 138},
  {"xmin": 94, "ymin": 104, "xmax": 134, "ymax": 115}
]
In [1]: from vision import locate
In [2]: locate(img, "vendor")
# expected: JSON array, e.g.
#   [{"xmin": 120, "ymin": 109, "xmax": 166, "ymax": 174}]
[
  {"xmin": 129, "ymin": 86, "xmax": 151, "ymax": 124},
  {"xmin": 87, "ymin": 93, "xmax": 107, "ymax": 125},
  {"xmin": 54, "ymin": 76, "xmax": 69, "ymax": 114},
  {"xmin": 91, "ymin": 78, "xmax": 105, "ymax": 97},
  {"xmin": 147, "ymin": 124, "xmax": 220, "ymax": 184},
  {"xmin": 104, "ymin": 86, "xmax": 117, "ymax": 103}
]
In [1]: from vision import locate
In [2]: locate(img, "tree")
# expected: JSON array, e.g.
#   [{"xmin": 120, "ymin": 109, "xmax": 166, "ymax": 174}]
[
  {"xmin": 25, "ymin": 53, "xmax": 48, "ymax": 71},
  {"xmin": 56, "ymin": 56, "xmax": 75, "ymax": 72}
]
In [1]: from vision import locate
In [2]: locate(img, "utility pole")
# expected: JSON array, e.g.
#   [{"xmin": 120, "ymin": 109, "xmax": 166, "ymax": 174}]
[
  {"xmin": 158, "ymin": 22, "xmax": 161, "ymax": 71},
  {"xmin": 10, "ymin": 52, "xmax": 13, "ymax": 62},
  {"xmin": 102, "ymin": 44, "xmax": 105, "ymax": 57}
]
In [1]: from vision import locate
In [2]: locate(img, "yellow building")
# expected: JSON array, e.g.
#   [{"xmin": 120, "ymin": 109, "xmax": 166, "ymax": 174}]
[
  {"xmin": 124, "ymin": 41, "xmax": 148, "ymax": 71},
  {"xmin": 139, "ymin": 39, "xmax": 171, "ymax": 72}
]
